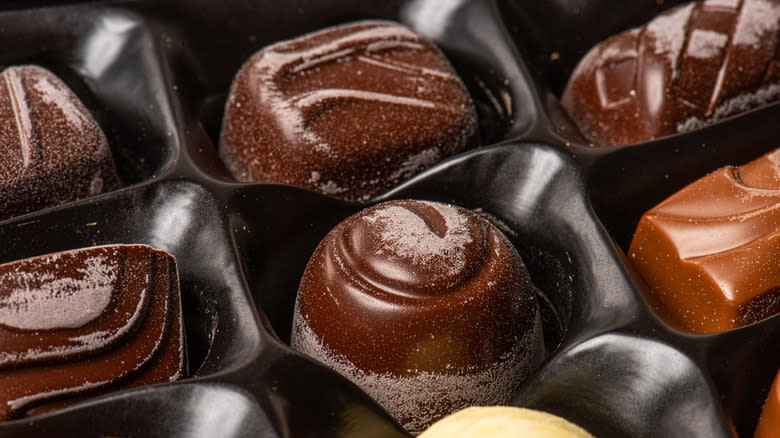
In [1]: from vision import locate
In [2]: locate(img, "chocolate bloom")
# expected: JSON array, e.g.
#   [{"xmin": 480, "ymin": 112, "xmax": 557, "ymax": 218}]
[
  {"xmin": 291, "ymin": 200, "xmax": 543, "ymax": 433},
  {"xmin": 0, "ymin": 65, "xmax": 119, "ymax": 220},
  {"xmin": 562, "ymin": 0, "xmax": 780, "ymax": 146},
  {"xmin": 219, "ymin": 21, "xmax": 478, "ymax": 201},
  {"xmin": 629, "ymin": 148, "xmax": 780, "ymax": 333},
  {"xmin": 0, "ymin": 244, "xmax": 185, "ymax": 420}
]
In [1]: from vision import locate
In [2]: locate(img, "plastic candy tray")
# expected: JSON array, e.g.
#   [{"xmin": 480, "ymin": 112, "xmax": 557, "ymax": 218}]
[{"xmin": 0, "ymin": 0, "xmax": 777, "ymax": 437}]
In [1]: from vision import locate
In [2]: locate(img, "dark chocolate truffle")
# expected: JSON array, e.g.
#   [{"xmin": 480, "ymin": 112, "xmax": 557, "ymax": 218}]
[
  {"xmin": 291, "ymin": 200, "xmax": 544, "ymax": 433},
  {"xmin": 219, "ymin": 21, "xmax": 478, "ymax": 201},
  {"xmin": 561, "ymin": 0, "xmax": 780, "ymax": 146},
  {"xmin": 0, "ymin": 65, "xmax": 119, "ymax": 220},
  {"xmin": 0, "ymin": 244, "xmax": 185, "ymax": 419},
  {"xmin": 628, "ymin": 148, "xmax": 780, "ymax": 333},
  {"xmin": 755, "ymin": 369, "xmax": 780, "ymax": 438}
]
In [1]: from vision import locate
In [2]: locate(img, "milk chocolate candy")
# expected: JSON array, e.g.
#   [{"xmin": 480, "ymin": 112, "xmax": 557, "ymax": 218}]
[
  {"xmin": 219, "ymin": 21, "xmax": 478, "ymax": 201},
  {"xmin": 0, "ymin": 244, "xmax": 185, "ymax": 420},
  {"xmin": 628, "ymin": 148, "xmax": 780, "ymax": 333},
  {"xmin": 0, "ymin": 65, "xmax": 119, "ymax": 220},
  {"xmin": 291, "ymin": 200, "xmax": 544, "ymax": 433},
  {"xmin": 561, "ymin": 0, "xmax": 780, "ymax": 146},
  {"xmin": 755, "ymin": 369, "xmax": 780, "ymax": 438}
]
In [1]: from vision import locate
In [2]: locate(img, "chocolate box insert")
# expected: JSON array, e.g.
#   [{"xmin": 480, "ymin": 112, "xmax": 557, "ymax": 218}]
[{"xmin": 0, "ymin": 0, "xmax": 776, "ymax": 437}]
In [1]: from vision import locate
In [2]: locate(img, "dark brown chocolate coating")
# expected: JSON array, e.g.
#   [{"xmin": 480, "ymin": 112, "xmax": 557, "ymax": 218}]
[
  {"xmin": 0, "ymin": 65, "xmax": 119, "ymax": 220},
  {"xmin": 629, "ymin": 148, "xmax": 780, "ymax": 333},
  {"xmin": 0, "ymin": 244, "xmax": 185, "ymax": 420},
  {"xmin": 291, "ymin": 200, "xmax": 543, "ymax": 433},
  {"xmin": 219, "ymin": 21, "xmax": 478, "ymax": 201},
  {"xmin": 561, "ymin": 0, "xmax": 780, "ymax": 146}
]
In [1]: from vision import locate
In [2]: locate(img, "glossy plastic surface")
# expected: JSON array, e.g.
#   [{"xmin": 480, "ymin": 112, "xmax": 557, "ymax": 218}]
[{"xmin": 0, "ymin": 0, "xmax": 776, "ymax": 437}]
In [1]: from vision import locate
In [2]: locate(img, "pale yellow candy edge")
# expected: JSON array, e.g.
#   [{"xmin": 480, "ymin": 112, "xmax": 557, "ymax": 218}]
[{"xmin": 418, "ymin": 406, "xmax": 594, "ymax": 438}]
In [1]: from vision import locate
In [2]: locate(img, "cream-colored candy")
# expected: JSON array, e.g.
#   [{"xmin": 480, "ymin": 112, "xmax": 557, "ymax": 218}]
[{"xmin": 418, "ymin": 406, "xmax": 594, "ymax": 438}]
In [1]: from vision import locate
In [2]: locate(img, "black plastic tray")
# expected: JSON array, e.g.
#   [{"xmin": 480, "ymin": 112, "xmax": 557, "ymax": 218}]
[{"xmin": 0, "ymin": 1, "xmax": 777, "ymax": 437}]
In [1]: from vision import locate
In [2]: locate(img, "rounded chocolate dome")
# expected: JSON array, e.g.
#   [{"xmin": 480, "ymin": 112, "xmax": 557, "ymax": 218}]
[{"xmin": 291, "ymin": 199, "xmax": 544, "ymax": 433}]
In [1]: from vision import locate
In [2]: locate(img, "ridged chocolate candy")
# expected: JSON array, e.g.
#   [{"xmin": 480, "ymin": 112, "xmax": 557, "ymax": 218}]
[
  {"xmin": 0, "ymin": 244, "xmax": 185, "ymax": 419},
  {"xmin": 219, "ymin": 21, "xmax": 478, "ymax": 201},
  {"xmin": 629, "ymin": 148, "xmax": 780, "ymax": 333},
  {"xmin": 291, "ymin": 200, "xmax": 543, "ymax": 433},
  {"xmin": 0, "ymin": 65, "xmax": 119, "ymax": 220},
  {"xmin": 561, "ymin": 0, "xmax": 780, "ymax": 146}
]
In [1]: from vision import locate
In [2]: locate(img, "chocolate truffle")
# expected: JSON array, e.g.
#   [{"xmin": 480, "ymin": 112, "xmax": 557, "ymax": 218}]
[
  {"xmin": 418, "ymin": 407, "xmax": 594, "ymax": 438},
  {"xmin": 219, "ymin": 21, "xmax": 478, "ymax": 201},
  {"xmin": 0, "ymin": 244, "xmax": 185, "ymax": 420},
  {"xmin": 291, "ymin": 200, "xmax": 544, "ymax": 433},
  {"xmin": 628, "ymin": 148, "xmax": 780, "ymax": 333},
  {"xmin": 755, "ymin": 369, "xmax": 780, "ymax": 438},
  {"xmin": 0, "ymin": 65, "xmax": 119, "ymax": 220},
  {"xmin": 561, "ymin": 0, "xmax": 780, "ymax": 146}
]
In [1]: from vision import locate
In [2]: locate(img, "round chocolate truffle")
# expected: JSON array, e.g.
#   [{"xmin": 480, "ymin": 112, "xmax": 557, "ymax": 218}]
[
  {"xmin": 219, "ymin": 20, "xmax": 478, "ymax": 201},
  {"xmin": 291, "ymin": 200, "xmax": 544, "ymax": 433}
]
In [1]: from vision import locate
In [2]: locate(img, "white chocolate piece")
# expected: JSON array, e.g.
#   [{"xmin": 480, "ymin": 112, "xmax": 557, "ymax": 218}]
[{"xmin": 418, "ymin": 406, "xmax": 594, "ymax": 438}]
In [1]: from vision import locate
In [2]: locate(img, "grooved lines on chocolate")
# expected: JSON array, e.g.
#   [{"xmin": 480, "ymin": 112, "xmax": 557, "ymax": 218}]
[
  {"xmin": 0, "ymin": 245, "xmax": 184, "ymax": 420},
  {"xmin": 562, "ymin": 0, "xmax": 780, "ymax": 146}
]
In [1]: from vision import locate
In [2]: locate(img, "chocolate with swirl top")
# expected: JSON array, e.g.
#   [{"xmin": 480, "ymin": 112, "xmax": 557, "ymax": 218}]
[
  {"xmin": 291, "ymin": 200, "xmax": 543, "ymax": 433},
  {"xmin": 0, "ymin": 65, "xmax": 119, "ymax": 220},
  {"xmin": 561, "ymin": 0, "xmax": 780, "ymax": 146},
  {"xmin": 629, "ymin": 149, "xmax": 780, "ymax": 333},
  {"xmin": 219, "ymin": 21, "xmax": 478, "ymax": 201},
  {"xmin": 0, "ymin": 244, "xmax": 185, "ymax": 420}
]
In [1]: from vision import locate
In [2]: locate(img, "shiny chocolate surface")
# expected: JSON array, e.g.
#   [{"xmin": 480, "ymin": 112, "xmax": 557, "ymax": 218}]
[
  {"xmin": 629, "ymin": 148, "xmax": 780, "ymax": 333},
  {"xmin": 0, "ymin": 1, "xmax": 776, "ymax": 437},
  {"xmin": 291, "ymin": 200, "xmax": 543, "ymax": 433},
  {"xmin": 219, "ymin": 21, "xmax": 478, "ymax": 201},
  {"xmin": 561, "ymin": 0, "xmax": 780, "ymax": 146},
  {"xmin": 0, "ymin": 244, "xmax": 185, "ymax": 420}
]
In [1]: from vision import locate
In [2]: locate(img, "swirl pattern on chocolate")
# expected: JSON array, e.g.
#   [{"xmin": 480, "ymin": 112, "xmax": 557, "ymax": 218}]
[
  {"xmin": 291, "ymin": 200, "xmax": 543, "ymax": 433},
  {"xmin": 0, "ymin": 245, "xmax": 185, "ymax": 420},
  {"xmin": 629, "ymin": 149, "xmax": 780, "ymax": 333},
  {"xmin": 0, "ymin": 65, "xmax": 119, "ymax": 220},
  {"xmin": 219, "ymin": 21, "xmax": 478, "ymax": 201},
  {"xmin": 561, "ymin": 0, "xmax": 780, "ymax": 146}
]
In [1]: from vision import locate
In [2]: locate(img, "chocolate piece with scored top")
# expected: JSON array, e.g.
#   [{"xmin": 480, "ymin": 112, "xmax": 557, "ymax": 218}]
[
  {"xmin": 0, "ymin": 244, "xmax": 185, "ymax": 420},
  {"xmin": 561, "ymin": 0, "xmax": 780, "ymax": 146},
  {"xmin": 219, "ymin": 21, "xmax": 478, "ymax": 201},
  {"xmin": 0, "ymin": 65, "xmax": 119, "ymax": 220},
  {"xmin": 629, "ymin": 148, "xmax": 780, "ymax": 333}
]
